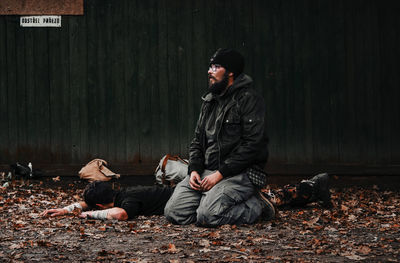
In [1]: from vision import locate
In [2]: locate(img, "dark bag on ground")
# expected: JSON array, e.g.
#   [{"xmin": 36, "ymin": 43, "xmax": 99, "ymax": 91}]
[
  {"xmin": 246, "ymin": 165, "xmax": 267, "ymax": 188},
  {"xmin": 10, "ymin": 162, "xmax": 43, "ymax": 179},
  {"xmin": 154, "ymin": 154, "xmax": 188, "ymax": 186}
]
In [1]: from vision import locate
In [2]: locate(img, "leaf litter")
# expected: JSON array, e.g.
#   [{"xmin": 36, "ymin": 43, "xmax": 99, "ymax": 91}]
[{"xmin": 0, "ymin": 179, "xmax": 399, "ymax": 262}]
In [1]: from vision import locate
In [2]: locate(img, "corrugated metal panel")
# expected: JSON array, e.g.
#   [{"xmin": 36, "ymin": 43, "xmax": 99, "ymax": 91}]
[{"xmin": 0, "ymin": 0, "xmax": 399, "ymax": 175}]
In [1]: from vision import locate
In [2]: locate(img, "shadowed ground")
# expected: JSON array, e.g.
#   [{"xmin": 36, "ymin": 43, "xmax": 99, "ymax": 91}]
[{"xmin": 0, "ymin": 176, "xmax": 399, "ymax": 262}]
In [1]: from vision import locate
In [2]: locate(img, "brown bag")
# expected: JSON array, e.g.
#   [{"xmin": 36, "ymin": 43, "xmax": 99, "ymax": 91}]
[{"xmin": 78, "ymin": 159, "xmax": 120, "ymax": 182}]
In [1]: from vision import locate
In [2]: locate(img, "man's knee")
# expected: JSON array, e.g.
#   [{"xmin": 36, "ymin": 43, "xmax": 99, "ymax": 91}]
[
  {"xmin": 196, "ymin": 199, "xmax": 230, "ymax": 227},
  {"xmin": 196, "ymin": 206, "xmax": 220, "ymax": 227},
  {"xmin": 164, "ymin": 199, "xmax": 173, "ymax": 217},
  {"xmin": 164, "ymin": 184, "xmax": 199, "ymax": 225},
  {"xmin": 164, "ymin": 202, "xmax": 179, "ymax": 224},
  {"xmin": 164, "ymin": 194, "xmax": 184, "ymax": 224},
  {"xmin": 165, "ymin": 203, "xmax": 197, "ymax": 225}
]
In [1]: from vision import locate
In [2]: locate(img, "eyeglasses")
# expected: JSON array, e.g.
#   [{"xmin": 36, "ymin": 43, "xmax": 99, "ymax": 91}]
[{"xmin": 209, "ymin": 64, "xmax": 222, "ymax": 73}]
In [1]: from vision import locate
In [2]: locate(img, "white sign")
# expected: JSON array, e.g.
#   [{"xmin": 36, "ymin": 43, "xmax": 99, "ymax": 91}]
[{"xmin": 20, "ymin": 16, "xmax": 61, "ymax": 27}]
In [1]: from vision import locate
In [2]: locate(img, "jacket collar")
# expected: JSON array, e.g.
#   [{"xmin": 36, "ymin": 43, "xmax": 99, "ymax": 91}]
[{"xmin": 201, "ymin": 74, "xmax": 253, "ymax": 102}]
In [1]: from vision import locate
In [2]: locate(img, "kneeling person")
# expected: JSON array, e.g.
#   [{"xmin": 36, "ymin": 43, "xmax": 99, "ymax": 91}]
[{"xmin": 164, "ymin": 48, "xmax": 271, "ymax": 227}]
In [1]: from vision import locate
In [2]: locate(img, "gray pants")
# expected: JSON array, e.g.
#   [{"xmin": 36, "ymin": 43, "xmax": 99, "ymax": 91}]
[{"xmin": 164, "ymin": 170, "xmax": 263, "ymax": 227}]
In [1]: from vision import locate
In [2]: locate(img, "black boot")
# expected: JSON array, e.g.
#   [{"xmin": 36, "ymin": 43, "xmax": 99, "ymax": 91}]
[
  {"xmin": 257, "ymin": 191, "xmax": 276, "ymax": 221},
  {"xmin": 299, "ymin": 173, "xmax": 332, "ymax": 208}
]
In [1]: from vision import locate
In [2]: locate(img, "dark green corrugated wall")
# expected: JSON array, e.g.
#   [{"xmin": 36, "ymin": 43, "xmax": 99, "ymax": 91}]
[{"xmin": 0, "ymin": 0, "xmax": 399, "ymax": 175}]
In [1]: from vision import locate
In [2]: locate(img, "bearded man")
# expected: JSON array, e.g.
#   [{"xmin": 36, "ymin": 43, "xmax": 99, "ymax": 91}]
[{"xmin": 164, "ymin": 48, "xmax": 275, "ymax": 227}]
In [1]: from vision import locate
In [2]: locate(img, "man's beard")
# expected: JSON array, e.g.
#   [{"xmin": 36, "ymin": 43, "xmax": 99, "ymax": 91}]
[{"xmin": 208, "ymin": 71, "xmax": 229, "ymax": 95}]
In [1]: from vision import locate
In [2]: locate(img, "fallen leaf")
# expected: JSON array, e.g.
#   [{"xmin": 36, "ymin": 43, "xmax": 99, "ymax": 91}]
[
  {"xmin": 52, "ymin": 176, "xmax": 60, "ymax": 182},
  {"xmin": 9, "ymin": 243, "xmax": 23, "ymax": 249},
  {"xmin": 357, "ymin": 245, "xmax": 372, "ymax": 255},
  {"xmin": 168, "ymin": 243, "xmax": 178, "ymax": 253},
  {"xmin": 344, "ymin": 254, "xmax": 365, "ymax": 261},
  {"xmin": 348, "ymin": 215, "xmax": 357, "ymax": 221},
  {"xmin": 199, "ymin": 239, "xmax": 210, "ymax": 247},
  {"xmin": 37, "ymin": 240, "xmax": 52, "ymax": 247},
  {"xmin": 208, "ymin": 231, "xmax": 221, "ymax": 239}
]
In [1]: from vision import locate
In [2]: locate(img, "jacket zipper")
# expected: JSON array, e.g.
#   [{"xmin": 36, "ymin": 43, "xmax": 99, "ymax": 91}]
[{"xmin": 217, "ymin": 99, "xmax": 237, "ymax": 171}]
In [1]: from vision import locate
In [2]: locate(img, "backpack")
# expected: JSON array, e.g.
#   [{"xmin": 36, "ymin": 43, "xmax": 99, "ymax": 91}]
[{"xmin": 154, "ymin": 154, "xmax": 188, "ymax": 186}]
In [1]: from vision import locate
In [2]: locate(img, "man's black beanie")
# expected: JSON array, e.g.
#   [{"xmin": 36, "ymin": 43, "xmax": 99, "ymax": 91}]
[{"xmin": 209, "ymin": 48, "xmax": 245, "ymax": 77}]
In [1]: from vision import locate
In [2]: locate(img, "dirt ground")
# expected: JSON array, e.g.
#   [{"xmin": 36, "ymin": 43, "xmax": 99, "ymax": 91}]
[{"xmin": 0, "ymin": 177, "xmax": 399, "ymax": 262}]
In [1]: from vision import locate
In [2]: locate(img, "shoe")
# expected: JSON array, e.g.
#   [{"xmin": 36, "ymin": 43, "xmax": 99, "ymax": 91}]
[
  {"xmin": 300, "ymin": 173, "xmax": 332, "ymax": 208},
  {"xmin": 257, "ymin": 191, "xmax": 276, "ymax": 221}
]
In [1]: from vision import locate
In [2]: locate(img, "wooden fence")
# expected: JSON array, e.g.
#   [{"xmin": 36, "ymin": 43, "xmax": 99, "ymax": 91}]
[{"xmin": 0, "ymin": 0, "xmax": 399, "ymax": 175}]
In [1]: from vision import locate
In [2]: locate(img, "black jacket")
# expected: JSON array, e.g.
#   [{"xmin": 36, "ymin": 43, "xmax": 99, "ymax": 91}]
[
  {"xmin": 114, "ymin": 185, "xmax": 174, "ymax": 219},
  {"xmin": 188, "ymin": 74, "xmax": 269, "ymax": 178}
]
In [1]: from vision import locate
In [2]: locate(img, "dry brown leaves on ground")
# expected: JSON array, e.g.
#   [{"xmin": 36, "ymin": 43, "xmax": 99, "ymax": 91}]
[{"xmin": 0, "ymin": 179, "xmax": 399, "ymax": 262}]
